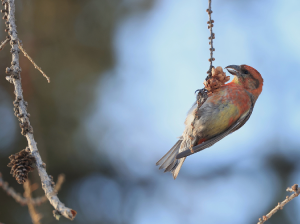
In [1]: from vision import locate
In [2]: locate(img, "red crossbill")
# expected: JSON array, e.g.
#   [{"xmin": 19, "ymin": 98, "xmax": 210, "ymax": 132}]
[{"xmin": 156, "ymin": 64, "xmax": 263, "ymax": 179}]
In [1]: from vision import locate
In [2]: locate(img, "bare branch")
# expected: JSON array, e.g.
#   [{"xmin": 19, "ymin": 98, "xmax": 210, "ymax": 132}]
[
  {"xmin": 2, "ymin": 0, "xmax": 76, "ymax": 219},
  {"xmin": 257, "ymin": 184, "xmax": 300, "ymax": 224},
  {"xmin": 18, "ymin": 41, "xmax": 50, "ymax": 83},
  {"xmin": 0, "ymin": 172, "xmax": 65, "ymax": 206},
  {"xmin": 0, "ymin": 37, "xmax": 9, "ymax": 50},
  {"xmin": 24, "ymin": 180, "xmax": 42, "ymax": 224},
  {"xmin": 0, "ymin": 172, "xmax": 27, "ymax": 206},
  {"xmin": 52, "ymin": 174, "xmax": 65, "ymax": 194}
]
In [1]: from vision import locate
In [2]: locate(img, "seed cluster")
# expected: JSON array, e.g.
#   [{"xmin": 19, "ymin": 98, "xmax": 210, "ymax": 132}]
[
  {"xmin": 7, "ymin": 148, "xmax": 36, "ymax": 184},
  {"xmin": 203, "ymin": 66, "xmax": 230, "ymax": 92}
]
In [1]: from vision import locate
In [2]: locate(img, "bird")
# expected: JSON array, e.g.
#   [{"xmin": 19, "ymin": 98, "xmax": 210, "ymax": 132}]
[{"xmin": 156, "ymin": 64, "xmax": 263, "ymax": 179}]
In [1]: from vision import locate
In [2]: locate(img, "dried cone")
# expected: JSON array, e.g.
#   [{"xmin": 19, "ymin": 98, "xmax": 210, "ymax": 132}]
[
  {"xmin": 7, "ymin": 148, "xmax": 36, "ymax": 184},
  {"xmin": 204, "ymin": 66, "xmax": 230, "ymax": 92}
]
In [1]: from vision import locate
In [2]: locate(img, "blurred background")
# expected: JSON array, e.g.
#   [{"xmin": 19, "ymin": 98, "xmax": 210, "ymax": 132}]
[{"xmin": 0, "ymin": 0, "xmax": 300, "ymax": 223}]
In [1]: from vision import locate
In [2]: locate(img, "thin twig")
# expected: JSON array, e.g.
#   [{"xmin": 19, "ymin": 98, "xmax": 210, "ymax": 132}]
[
  {"xmin": 188, "ymin": 0, "xmax": 215, "ymax": 151},
  {"xmin": 257, "ymin": 184, "xmax": 300, "ymax": 224},
  {"xmin": 24, "ymin": 180, "xmax": 42, "ymax": 224},
  {"xmin": 206, "ymin": 0, "xmax": 215, "ymax": 78},
  {"xmin": 3, "ymin": 0, "xmax": 75, "ymax": 220},
  {"xmin": 0, "ymin": 172, "xmax": 65, "ymax": 206},
  {"xmin": 18, "ymin": 41, "xmax": 50, "ymax": 83},
  {"xmin": 0, "ymin": 37, "xmax": 9, "ymax": 50},
  {"xmin": 52, "ymin": 174, "xmax": 65, "ymax": 194},
  {"xmin": 0, "ymin": 172, "xmax": 27, "ymax": 206}
]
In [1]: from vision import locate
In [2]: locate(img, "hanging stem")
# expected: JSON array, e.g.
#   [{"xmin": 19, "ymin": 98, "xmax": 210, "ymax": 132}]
[
  {"xmin": 206, "ymin": 0, "xmax": 215, "ymax": 80},
  {"xmin": 188, "ymin": 0, "xmax": 215, "ymax": 153}
]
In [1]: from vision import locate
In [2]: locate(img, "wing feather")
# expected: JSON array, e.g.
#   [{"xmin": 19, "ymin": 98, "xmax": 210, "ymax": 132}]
[{"xmin": 176, "ymin": 100, "xmax": 254, "ymax": 159}]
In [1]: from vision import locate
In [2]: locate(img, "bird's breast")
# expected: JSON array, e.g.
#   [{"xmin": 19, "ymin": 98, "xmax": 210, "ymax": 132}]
[{"xmin": 184, "ymin": 84, "xmax": 252, "ymax": 140}]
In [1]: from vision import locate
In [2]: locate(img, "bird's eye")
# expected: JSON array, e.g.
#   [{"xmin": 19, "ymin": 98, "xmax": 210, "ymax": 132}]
[{"xmin": 244, "ymin": 70, "xmax": 249, "ymax": 74}]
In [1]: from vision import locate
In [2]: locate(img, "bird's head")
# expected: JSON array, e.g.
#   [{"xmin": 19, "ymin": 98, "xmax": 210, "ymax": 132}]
[{"xmin": 225, "ymin": 64, "xmax": 263, "ymax": 99}]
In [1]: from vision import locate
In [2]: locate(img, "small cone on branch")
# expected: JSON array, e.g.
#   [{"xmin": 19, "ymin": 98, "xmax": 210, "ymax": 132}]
[
  {"xmin": 7, "ymin": 147, "xmax": 36, "ymax": 184},
  {"xmin": 204, "ymin": 66, "xmax": 230, "ymax": 92}
]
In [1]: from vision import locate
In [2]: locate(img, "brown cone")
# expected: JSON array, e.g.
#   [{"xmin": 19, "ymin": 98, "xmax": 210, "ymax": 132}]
[
  {"xmin": 204, "ymin": 66, "xmax": 230, "ymax": 93},
  {"xmin": 7, "ymin": 148, "xmax": 36, "ymax": 184}
]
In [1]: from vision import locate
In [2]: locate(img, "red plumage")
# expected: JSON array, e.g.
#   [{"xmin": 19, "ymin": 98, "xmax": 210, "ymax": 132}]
[{"xmin": 157, "ymin": 64, "xmax": 263, "ymax": 179}]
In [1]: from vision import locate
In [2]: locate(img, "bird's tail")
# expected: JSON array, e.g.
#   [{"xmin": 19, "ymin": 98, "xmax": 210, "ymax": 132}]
[{"xmin": 156, "ymin": 140, "xmax": 186, "ymax": 179}]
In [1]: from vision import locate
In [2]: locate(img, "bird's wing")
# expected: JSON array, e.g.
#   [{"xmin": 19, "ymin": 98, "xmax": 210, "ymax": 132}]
[
  {"xmin": 176, "ymin": 100, "xmax": 254, "ymax": 159},
  {"xmin": 229, "ymin": 105, "xmax": 253, "ymax": 133},
  {"xmin": 229, "ymin": 93, "xmax": 255, "ymax": 133}
]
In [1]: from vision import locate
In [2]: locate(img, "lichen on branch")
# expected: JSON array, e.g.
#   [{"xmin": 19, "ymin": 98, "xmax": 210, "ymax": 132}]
[{"xmin": 1, "ymin": 0, "xmax": 76, "ymax": 220}]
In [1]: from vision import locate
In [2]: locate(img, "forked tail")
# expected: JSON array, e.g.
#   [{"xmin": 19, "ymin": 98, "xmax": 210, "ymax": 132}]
[{"xmin": 156, "ymin": 140, "xmax": 186, "ymax": 179}]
